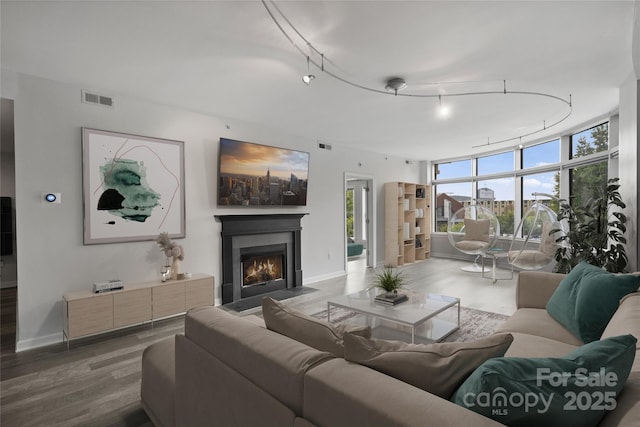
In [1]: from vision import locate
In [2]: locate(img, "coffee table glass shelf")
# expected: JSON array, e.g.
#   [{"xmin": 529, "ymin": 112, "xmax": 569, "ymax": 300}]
[{"xmin": 327, "ymin": 288, "xmax": 460, "ymax": 344}]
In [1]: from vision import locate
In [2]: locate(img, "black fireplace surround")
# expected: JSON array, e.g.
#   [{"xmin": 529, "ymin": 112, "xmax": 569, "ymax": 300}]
[{"xmin": 216, "ymin": 214, "xmax": 304, "ymax": 305}]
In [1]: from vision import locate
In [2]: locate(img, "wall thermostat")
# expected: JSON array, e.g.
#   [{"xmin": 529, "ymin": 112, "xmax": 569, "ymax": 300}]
[{"xmin": 42, "ymin": 192, "xmax": 61, "ymax": 204}]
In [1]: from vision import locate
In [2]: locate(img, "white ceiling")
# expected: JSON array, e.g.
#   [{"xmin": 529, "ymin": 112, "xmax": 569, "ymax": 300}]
[{"xmin": 1, "ymin": 1, "xmax": 635, "ymax": 160}]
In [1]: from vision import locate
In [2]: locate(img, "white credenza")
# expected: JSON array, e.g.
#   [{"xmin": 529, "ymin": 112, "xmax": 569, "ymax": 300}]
[{"xmin": 63, "ymin": 273, "xmax": 214, "ymax": 344}]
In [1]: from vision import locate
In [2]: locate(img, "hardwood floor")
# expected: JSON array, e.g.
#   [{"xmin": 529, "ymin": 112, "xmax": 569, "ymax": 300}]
[
  {"xmin": 0, "ymin": 257, "xmax": 517, "ymax": 426},
  {"xmin": 1, "ymin": 287, "xmax": 17, "ymax": 354}
]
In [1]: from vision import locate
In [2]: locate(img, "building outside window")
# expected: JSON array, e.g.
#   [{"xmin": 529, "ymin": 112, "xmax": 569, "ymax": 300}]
[
  {"xmin": 434, "ymin": 182, "xmax": 471, "ymax": 232},
  {"xmin": 477, "ymin": 177, "xmax": 515, "ymax": 236}
]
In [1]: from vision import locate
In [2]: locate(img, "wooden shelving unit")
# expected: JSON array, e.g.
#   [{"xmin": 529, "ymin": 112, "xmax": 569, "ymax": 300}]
[{"xmin": 384, "ymin": 182, "xmax": 431, "ymax": 267}]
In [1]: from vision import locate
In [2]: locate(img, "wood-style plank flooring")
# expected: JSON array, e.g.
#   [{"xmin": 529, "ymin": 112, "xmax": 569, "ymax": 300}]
[
  {"xmin": 0, "ymin": 257, "xmax": 517, "ymax": 426},
  {"xmin": 1, "ymin": 287, "xmax": 17, "ymax": 354}
]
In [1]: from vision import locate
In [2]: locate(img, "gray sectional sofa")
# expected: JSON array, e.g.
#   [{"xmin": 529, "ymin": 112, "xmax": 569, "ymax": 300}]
[{"xmin": 141, "ymin": 270, "xmax": 640, "ymax": 426}]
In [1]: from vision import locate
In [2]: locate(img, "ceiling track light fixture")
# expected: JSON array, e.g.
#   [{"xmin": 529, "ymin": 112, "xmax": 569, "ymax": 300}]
[
  {"xmin": 302, "ymin": 56, "xmax": 315, "ymax": 85},
  {"xmin": 438, "ymin": 95, "xmax": 451, "ymax": 118},
  {"xmin": 263, "ymin": 0, "xmax": 573, "ymax": 147},
  {"xmin": 385, "ymin": 77, "xmax": 407, "ymax": 95}
]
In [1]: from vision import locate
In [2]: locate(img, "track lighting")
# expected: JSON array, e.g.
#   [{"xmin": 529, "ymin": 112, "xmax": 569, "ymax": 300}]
[
  {"xmin": 385, "ymin": 78, "xmax": 407, "ymax": 96},
  {"xmin": 438, "ymin": 95, "xmax": 451, "ymax": 118},
  {"xmin": 302, "ymin": 56, "xmax": 315, "ymax": 85},
  {"xmin": 264, "ymin": 0, "xmax": 573, "ymax": 148}
]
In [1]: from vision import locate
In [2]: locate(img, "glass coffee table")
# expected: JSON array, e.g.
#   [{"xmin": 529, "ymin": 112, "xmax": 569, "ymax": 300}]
[{"xmin": 327, "ymin": 288, "xmax": 460, "ymax": 344}]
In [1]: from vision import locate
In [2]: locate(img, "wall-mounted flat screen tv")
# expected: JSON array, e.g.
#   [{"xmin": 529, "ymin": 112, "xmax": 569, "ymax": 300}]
[{"xmin": 218, "ymin": 138, "xmax": 309, "ymax": 206}]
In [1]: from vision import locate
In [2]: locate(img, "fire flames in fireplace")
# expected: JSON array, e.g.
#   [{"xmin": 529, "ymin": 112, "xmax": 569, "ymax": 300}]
[{"xmin": 242, "ymin": 254, "xmax": 284, "ymax": 287}]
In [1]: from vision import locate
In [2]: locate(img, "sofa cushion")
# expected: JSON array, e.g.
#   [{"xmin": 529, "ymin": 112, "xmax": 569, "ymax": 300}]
[
  {"xmin": 546, "ymin": 262, "xmax": 640, "ymax": 343},
  {"xmin": 504, "ymin": 332, "xmax": 579, "ymax": 358},
  {"xmin": 343, "ymin": 332, "xmax": 514, "ymax": 399},
  {"xmin": 601, "ymin": 292, "xmax": 640, "ymax": 372},
  {"xmin": 262, "ymin": 297, "xmax": 371, "ymax": 357},
  {"xmin": 242, "ymin": 314, "xmax": 267, "ymax": 327},
  {"xmin": 598, "ymin": 371, "xmax": 640, "ymax": 427},
  {"xmin": 455, "ymin": 240, "xmax": 487, "ymax": 252},
  {"xmin": 508, "ymin": 250, "xmax": 552, "ymax": 269},
  {"xmin": 539, "ymin": 221, "xmax": 558, "ymax": 257},
  {"xmin": 453, "ymin": 334, "xmax": 637, "ymax": 427},
  {"xmin": 185, "ymin": 306, "xmax": 333, "ymax": 417},
  {"xmin": 495, "ymin": 308, "xmax": 584, "ymax": 346},
  {"xmin": 175, "ymin": 334, "xmax": 298, "ymax": 427},
  {"xmin": 464, "ymin": 218, "xmax": 490, "ymax": 242},
  {"xmin": 304, "ymin": 358, "xmax": 506, "ymax": 427},
  {"xmin": 141, "ymin": 336, "xmax": 176, "ymax": 427}
]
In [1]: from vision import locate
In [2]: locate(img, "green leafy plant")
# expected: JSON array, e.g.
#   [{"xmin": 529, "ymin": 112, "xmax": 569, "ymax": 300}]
[
  {"xmin": 553, "ymin": 178, "xmax": 628, "ymax": 273},
  {"xmin": 372, "ymin": 266, "xmax": 405, "ymax": 294}
]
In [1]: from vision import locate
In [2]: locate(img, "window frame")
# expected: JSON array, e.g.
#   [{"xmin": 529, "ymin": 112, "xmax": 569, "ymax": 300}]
[{"xmin": 431, "ymin": 119, "xmax": 612, "ymax": 239}]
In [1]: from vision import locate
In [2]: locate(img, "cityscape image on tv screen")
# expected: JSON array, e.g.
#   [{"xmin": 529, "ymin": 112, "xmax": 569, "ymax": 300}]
[{"xmin": 218, "ymin": 138, "xmax": 309, "ymax": 206}]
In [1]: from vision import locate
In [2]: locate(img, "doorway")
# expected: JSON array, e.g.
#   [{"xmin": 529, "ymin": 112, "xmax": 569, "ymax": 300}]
[
  {"xmin": 1, "ymin": 98, "xmax": 17, "ymax": 354},
  {"xmin": 345, "ymin": 173, "xmax": 375, "ymax": 272}
]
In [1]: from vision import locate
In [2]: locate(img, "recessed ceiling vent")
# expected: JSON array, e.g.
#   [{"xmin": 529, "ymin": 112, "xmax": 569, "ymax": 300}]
[{"xmin": 81, "ymin": 90, "xmax": 114, "ymax": 108}]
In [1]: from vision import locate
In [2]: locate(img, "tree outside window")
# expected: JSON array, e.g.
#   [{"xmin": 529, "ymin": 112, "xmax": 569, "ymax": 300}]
[
  {"xmin": 570, "ymin": 123, "xmax": 608, "ymax": 209},
  {"xmin": 346, "ymin": 189, "xmax": 354, "ymax": 238}
]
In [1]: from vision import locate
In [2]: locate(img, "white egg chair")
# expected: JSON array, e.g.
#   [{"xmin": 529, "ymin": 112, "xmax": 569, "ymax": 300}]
[
  {"xmin": 447, "ymin": 204, "xmax": 500, "ymax": 272},
  {"xmin": 508, "ymin": 194, "xmax": 566, "ymax": 270}
]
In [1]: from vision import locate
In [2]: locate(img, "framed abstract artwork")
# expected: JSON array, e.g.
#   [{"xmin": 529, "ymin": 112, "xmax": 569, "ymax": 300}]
[{"xmin": 82, "ymin": 128, "xmax": 185, "ymax": 244}]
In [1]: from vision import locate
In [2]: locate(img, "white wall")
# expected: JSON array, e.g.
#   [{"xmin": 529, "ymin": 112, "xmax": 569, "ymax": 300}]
[
  {"xmin": 6, "ymin": 72, "xmax": 421, "ymax": 351},
  {"xmin": 617, "ymin": 2, "xmax": 640, "ymax": 272},
  {"xmin": 619, "ymin": 76, "xmax": 639, "ymax": 273}
]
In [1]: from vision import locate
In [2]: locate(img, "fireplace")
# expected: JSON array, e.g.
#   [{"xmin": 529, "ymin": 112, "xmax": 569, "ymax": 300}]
[
  {"xmin": 216, "ymin": 214, "xmax": 305, "ymax": 304},
  {"xmin": 241, "ymin": 244, "xmax": 286, "ymax": 290}
]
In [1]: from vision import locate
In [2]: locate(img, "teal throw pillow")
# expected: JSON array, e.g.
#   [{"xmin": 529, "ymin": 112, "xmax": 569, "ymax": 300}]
[
  {"xmin": 546, "ymin": 262, "xmax": 640, "ymax": 343},
  {"xmin": 452, "ymin": 334, "xmax": 637, "ymax": 427}
]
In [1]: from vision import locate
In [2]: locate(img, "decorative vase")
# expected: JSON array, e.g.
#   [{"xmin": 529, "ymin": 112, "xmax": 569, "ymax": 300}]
[
  {"xmin": 171, "ymin": 258, "xmax": 180, "ymax": 280},
  {"xmin": 160, "ymin": 264, "xmax": 172, "ymax": 282}
]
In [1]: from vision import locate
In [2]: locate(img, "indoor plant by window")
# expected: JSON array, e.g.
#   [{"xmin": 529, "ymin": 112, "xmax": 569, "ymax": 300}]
[{"xmin": 553, "ymin": 178, "xmax": 628, "ymax": 273}]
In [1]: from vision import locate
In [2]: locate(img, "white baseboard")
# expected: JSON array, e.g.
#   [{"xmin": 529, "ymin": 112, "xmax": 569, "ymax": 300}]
[
  {"xmin": 304, "ymin": 270, "xmax": 346, "ymax": 284},
  {"xmin": 16, "ymin": 331, "xmax": 64, "ymax": 352}
]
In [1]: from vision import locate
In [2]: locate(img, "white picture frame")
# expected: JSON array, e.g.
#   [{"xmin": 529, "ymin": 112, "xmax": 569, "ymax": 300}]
[{"xmin": 82, "ymin": 128, "xmax": 185, "ymax": 244}]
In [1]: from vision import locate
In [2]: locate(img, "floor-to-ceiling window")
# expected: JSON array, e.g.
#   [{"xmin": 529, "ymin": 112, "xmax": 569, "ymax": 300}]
[{"xmin": 432, "ymin": 121, "xmax": 611, "ymax": 239}]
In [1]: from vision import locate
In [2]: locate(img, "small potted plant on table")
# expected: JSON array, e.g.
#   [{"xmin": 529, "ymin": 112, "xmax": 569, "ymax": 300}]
[{"xmin": 372, "ymin": 267, "xmax": 408, "ymax": 305}]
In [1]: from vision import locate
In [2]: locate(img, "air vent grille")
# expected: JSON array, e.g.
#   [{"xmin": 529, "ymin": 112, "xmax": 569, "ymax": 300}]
[
  {"xmin": 99, "ymin": 96, "xmax": 113, "ymax": 107},
  {"xmin": 82, "ymin": 90, "xmax": 114, "ymax": 109}
]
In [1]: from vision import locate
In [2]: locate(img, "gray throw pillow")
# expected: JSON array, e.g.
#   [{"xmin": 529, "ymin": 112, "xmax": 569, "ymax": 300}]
[
  {"xmin": 344, "ymin": 332, "xmax": 513, "ymax": 399},
  {"xmin": 262, "ymin": 297, "xmax": 370, "ymax": 357}
]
